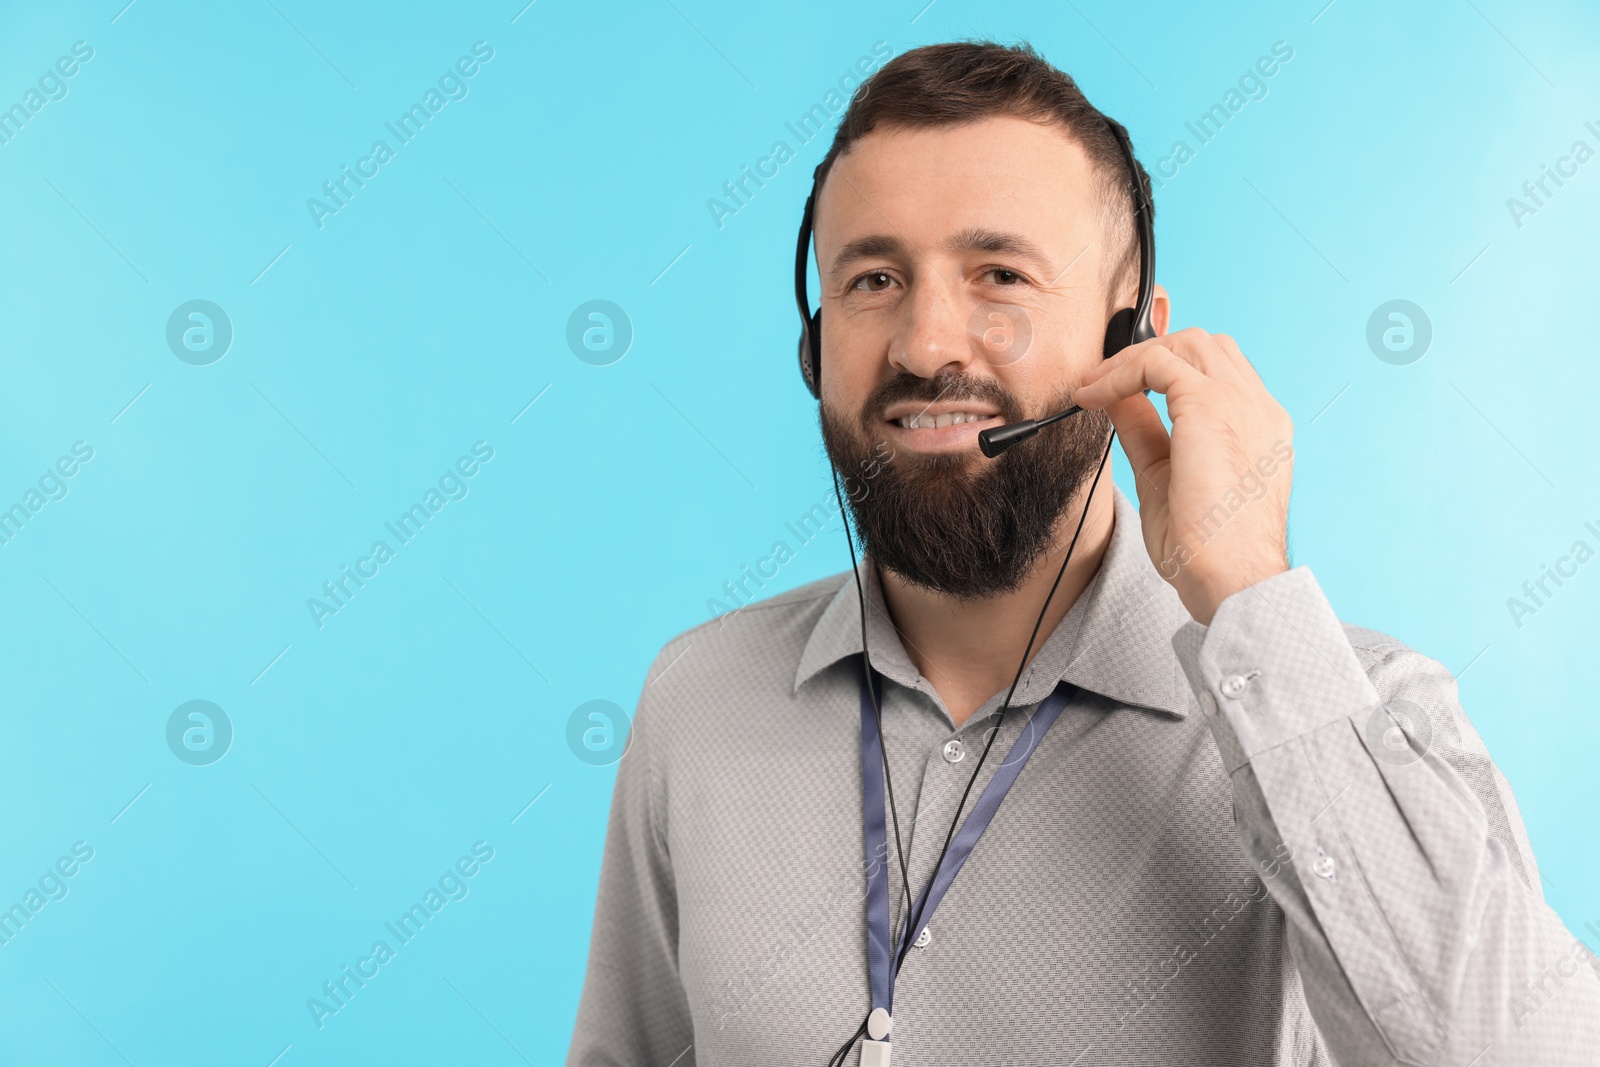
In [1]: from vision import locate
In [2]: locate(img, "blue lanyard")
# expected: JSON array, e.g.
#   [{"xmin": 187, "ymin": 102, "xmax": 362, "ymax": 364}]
[{"xmin": 858, "ymin": 663, "xmax": 1073, "ymax": 1020}]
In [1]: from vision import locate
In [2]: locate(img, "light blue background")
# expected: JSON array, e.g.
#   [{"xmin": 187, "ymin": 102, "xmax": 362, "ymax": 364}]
[{"xmin": 2, "ymin": 0, "xmax": 1596, "ymax": 1062}]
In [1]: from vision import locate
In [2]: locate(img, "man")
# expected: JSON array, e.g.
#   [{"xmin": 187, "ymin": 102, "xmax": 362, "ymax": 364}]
[{"xmin": 568, "ymin": 41, "xmax": 1600, "ymax": 1065}]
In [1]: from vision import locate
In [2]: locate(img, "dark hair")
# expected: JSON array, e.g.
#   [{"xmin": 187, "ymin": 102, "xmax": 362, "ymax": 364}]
[{"xmin": 815, "ymin": 40, "xmax": 1153, "ymax": 294}]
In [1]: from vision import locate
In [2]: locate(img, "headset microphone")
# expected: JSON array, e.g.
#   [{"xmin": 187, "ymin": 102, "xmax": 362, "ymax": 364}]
[{"xmin": 977, "ymin": 406, "xmax": 1080, "ymax": 458}]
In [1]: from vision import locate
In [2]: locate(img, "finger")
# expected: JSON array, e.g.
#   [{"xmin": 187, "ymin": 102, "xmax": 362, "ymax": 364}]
[
  {"xmin": 1101, "ymin": 390, "xmax": 1171, "ymax": 487},
  {"xmin": 1073, "ymin": 344, "xmax": 1209, "ymax": 409},
  {"xmin": 1210, "ymin": 332, "xmax": 1263, "ymax": 387},
  {"xmin": 1164, "ymin": 326, "xmax": 1243, "ymax": 385},
  {"xmin": 1078, "ymin": 330, "xmax": 1226, "ymax": 393}
]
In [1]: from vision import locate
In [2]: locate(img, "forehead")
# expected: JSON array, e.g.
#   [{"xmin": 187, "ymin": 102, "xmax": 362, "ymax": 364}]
[{"xmin": 814, "ymin": 115, "xmax": 1103, "ymax": 259}]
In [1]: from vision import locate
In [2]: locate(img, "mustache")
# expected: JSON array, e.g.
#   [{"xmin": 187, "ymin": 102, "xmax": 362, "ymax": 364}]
[{"xmin": 861, "ymin": 371, "xmax": 1024, "ymax": 426}]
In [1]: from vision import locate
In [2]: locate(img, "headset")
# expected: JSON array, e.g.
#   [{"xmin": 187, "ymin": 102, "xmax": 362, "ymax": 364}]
[{"xmin": 798, "ymin": 115, "xmax": 1157, "ymax": 1067}]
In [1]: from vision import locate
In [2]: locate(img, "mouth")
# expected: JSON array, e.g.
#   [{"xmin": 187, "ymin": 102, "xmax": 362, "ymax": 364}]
[{"xmin": 881, "ymin": 402, "xmax": 1005, "ymax": 452}]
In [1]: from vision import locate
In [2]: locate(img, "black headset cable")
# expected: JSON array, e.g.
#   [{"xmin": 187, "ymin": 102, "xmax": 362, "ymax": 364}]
[
  {"xmin": 828, "ymin": 430, "xmax": 1117, "ymax": 1063},
  {"xmin": 888, "ymin": 431, "xmax": 1114, "ymax": 980}
]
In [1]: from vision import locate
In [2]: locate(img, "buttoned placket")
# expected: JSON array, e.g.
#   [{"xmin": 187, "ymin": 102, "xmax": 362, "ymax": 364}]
[{"xmin": 885, "ymin": 685, "xmax": 1049, "ymax": 979}]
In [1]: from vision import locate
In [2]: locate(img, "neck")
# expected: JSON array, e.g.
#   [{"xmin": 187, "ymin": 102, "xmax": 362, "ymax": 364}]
[{"xmin": 876, "ymin": 486, "xmax": 1115, "ymax": 728}]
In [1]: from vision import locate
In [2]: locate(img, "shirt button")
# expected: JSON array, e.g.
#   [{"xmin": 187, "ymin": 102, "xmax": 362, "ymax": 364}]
[
  {"xmin": 914, "ymin": 926, "xmax": 931, "ymax": 948},
  {"xmin": 942, "ymin": 740, "xmax": 964, "ymax": 764},
  {"xmin": 1220, "ymin": 674, "xmax": 1251, "ymax": 699},
  {"xmin": 1311, "ymin": 849, "xmax": 1337, "ymax": 881}
]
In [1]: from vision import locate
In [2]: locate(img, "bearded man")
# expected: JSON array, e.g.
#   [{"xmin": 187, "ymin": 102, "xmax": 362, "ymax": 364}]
[{"xmin": 566, "ymin": 40, "xmax": 1600, "ymax": 1067}]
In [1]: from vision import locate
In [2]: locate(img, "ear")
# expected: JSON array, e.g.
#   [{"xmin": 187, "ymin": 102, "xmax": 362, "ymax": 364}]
[{"xmin": 1151, "ymin": 283, "xmax": 1171, "ymax": 336}]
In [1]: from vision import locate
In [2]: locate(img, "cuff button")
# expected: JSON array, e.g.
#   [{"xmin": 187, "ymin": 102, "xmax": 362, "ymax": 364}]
[{"xmin": 1219, "ymin": 670, "xmax": 1261, "ymax": 700}]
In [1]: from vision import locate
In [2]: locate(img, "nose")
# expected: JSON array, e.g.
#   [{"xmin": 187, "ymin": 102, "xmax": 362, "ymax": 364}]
[{"xmin": 889, "ymin": 268, "xmax": 974, "ymax": 380}]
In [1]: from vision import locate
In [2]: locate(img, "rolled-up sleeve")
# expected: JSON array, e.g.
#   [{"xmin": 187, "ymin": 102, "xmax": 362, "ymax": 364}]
[
  {"xmin": 1171, "ymin": 566, "xmax": 1600, "ymax": 1066},
  {"xmin": 567, "ymin": 646, "xmax": 696, "ymax": 1067}
]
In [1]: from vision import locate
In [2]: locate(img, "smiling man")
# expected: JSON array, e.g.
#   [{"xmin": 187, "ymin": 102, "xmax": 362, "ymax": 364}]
[{"xmin": 567, "ymin": 42, "xmax": 1600, "ymax": 1066}]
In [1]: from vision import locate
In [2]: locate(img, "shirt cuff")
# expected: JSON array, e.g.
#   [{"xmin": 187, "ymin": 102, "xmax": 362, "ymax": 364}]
[{"xmin": 1170, "ymin": 565, "xmax": 1381, "ymax": 775}]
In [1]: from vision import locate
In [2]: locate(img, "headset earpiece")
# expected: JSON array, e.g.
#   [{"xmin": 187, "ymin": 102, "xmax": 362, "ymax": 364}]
[
  {"xmin": 1101, "ymin": 307, "xmax": 1135, "ymax": 360},
  {"xmin": 799, "ymin": 308, "xmax": 822, "ymax": 398}
]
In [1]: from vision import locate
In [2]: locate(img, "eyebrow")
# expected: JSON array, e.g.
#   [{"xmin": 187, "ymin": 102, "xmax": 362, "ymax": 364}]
[{"xmin": 825, "ymin": 227, "xmax": 1059, "ymax": 283}]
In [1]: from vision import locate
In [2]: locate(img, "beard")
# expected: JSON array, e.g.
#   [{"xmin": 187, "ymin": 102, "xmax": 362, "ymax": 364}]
[{"xmin": 820, "ymin": 370, "xmax": 1112, "ymax": 600}]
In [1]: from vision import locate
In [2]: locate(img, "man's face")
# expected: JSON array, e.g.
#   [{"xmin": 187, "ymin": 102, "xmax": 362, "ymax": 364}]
[{"xmin": 814, "ymin": 115, "xmax": 1124, "ymax": 598}]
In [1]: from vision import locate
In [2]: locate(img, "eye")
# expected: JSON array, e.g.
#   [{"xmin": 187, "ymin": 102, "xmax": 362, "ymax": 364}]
[
  {"xmin": 852, "ymin": 270, "xmax": 897, "ymax": 293},
  {"xmin": 983, "ymin": 267, "xmax": 1026, "ymax": 286}
]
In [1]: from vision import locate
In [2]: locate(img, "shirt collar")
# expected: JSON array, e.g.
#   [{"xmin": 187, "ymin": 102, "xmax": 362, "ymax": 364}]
[{"xmin": 793, "ymin": 483, "xmax": 1196, "ymax": 718}]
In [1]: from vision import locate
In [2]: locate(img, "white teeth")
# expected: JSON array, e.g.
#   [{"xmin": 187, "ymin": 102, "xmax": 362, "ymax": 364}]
[{"xmin": 897, "ymin": 411, "xmax": 989, "ymax": 429}]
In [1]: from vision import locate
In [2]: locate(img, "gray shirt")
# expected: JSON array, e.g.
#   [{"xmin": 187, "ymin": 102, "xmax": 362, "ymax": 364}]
[{"xmin": 567, "ymin": 486, "xmax": 1600, "ymax": 1065}]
